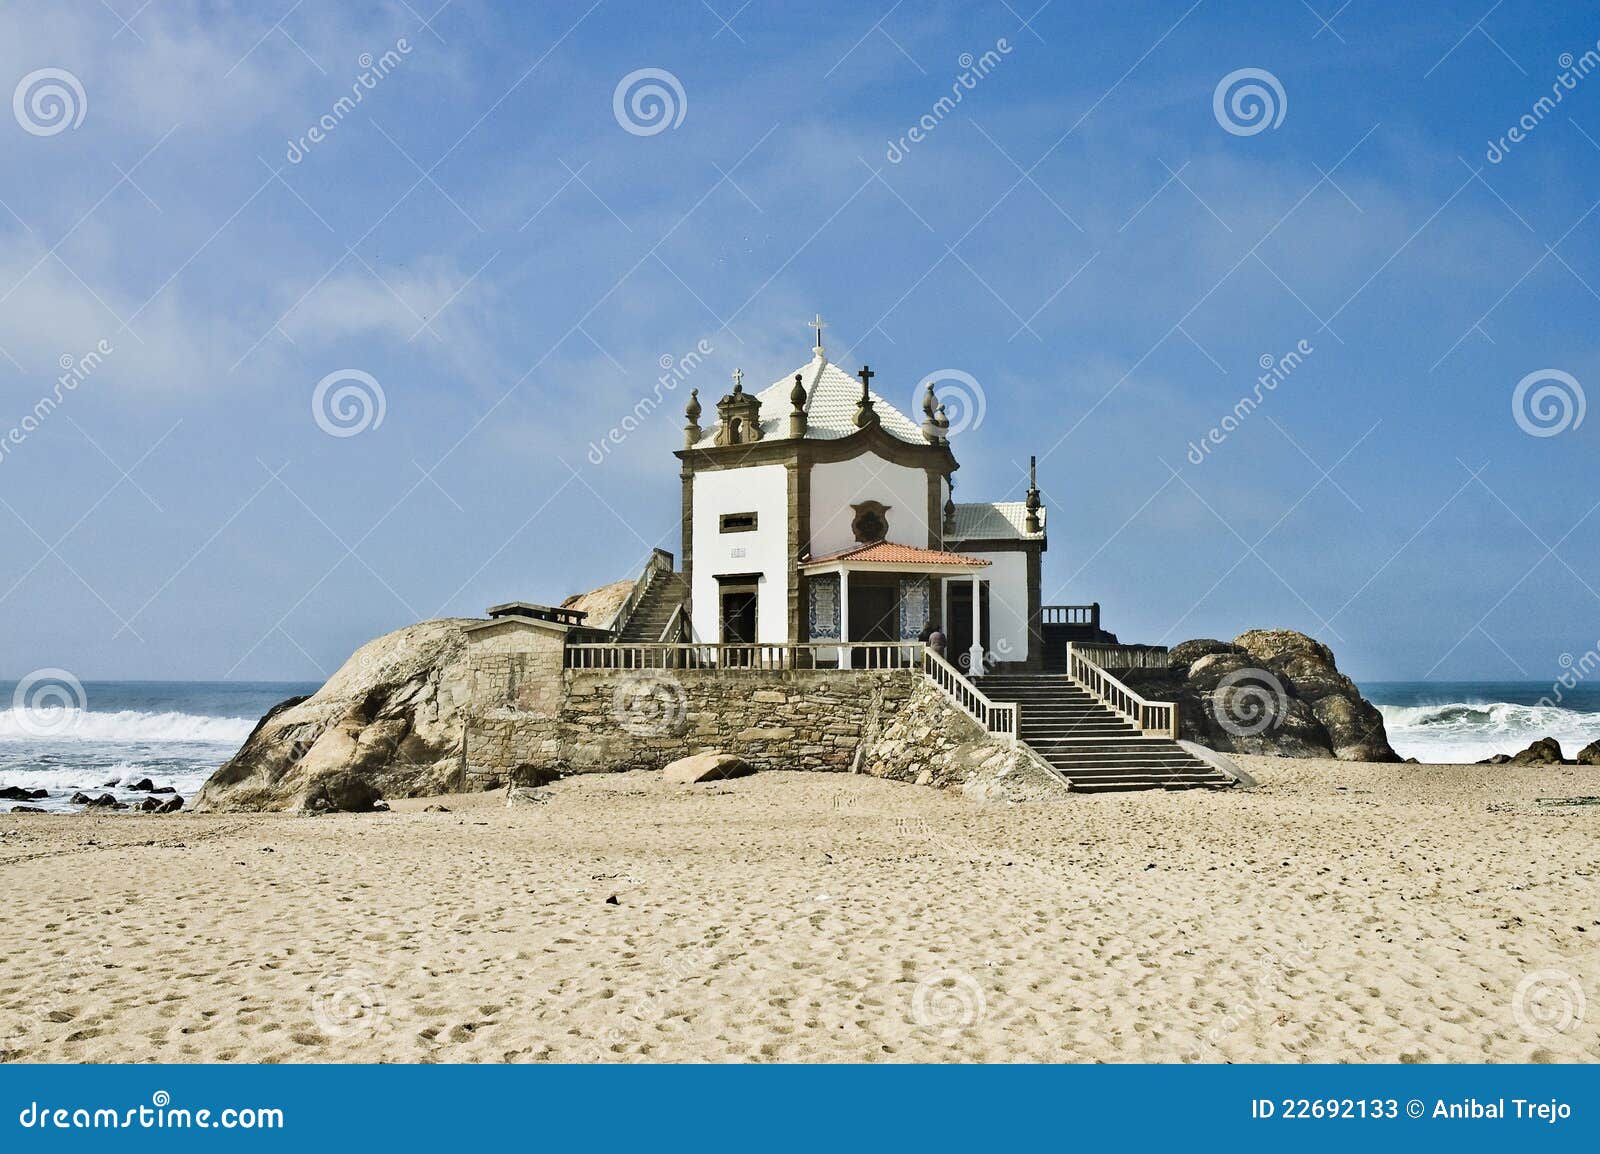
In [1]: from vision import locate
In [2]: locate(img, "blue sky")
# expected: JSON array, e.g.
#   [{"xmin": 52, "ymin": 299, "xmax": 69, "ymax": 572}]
[{"xmin": 0, "ymin": 0, "xmax": 1596, "ymax": 682}]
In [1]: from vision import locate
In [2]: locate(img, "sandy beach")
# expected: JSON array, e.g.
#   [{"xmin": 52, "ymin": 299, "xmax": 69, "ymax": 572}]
[{"xmin": 1, "ymin": 757, "xmax": 1595, "ymax": 1064}]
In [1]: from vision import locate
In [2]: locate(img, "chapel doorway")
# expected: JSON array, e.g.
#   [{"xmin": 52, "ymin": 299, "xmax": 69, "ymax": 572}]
[
  {"xmin": 847, "ymin": 583, "xmax": 897, "ymax": 667},
  {"xmin": 719, "ymin": 586, "xmax": 758, "ymax": 645},
  {"xmin": 945, "ymin": 581, "xmax": 990, "ymax": 673}
]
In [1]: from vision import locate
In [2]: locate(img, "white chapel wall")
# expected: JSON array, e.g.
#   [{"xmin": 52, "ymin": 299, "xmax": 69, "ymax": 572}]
[
  {"xmin": 809, "ymin": 453, "xmax": 930, "ymax": 555},
  {"xmin": 965, "ymin": 550, "xmax": 1031, "ymax": 663},
  {"xmin": 690, "ymin": 464, "xmax": 790, "ymax": 644}
]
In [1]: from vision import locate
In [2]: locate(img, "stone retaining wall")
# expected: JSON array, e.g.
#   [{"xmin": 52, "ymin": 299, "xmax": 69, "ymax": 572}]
[
  {"xmin": 464, "ymin": 666, "xmax": 1068, "ymax": 802},
  {"xmin": 465, "ymin": 669, "xmax": 915, "ymax": 784}
]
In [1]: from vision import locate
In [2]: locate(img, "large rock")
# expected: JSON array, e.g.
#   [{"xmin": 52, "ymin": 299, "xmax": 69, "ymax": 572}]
[
  {"xmin": 1575, "ymin": 740, "xmax": 1600, "ymax": 766},
  {"xmin": 0, "ymin": 786, "xmax": 47, "ymax": 801},
  {"xmin": 662, "ymin": 751, "xmax": 753, "ymax": 784},
  {"xmin": 1509, "ymin": 737, "xmax": 1566, "ymax": 765},
  {"xmin": 1124, "ymin": 629, "xmax": 1398, "ymax": 762},
  {"xmin": 194, "ymin": 620, "xmax": 480, "ymax": 813}
]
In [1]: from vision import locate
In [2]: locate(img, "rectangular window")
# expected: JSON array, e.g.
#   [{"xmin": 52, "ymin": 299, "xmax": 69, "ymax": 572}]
[{"xmin": 719, "ymin": 512, "xmax": 758, "ymax": 533}]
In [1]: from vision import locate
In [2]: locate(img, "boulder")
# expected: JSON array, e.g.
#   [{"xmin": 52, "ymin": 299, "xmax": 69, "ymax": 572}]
[
  {"xmin": 1508, "ymin": 737, "xmax": 1565, "ymax": 766},
  {"xmin": 10, "ymin": 805, "xmax": 46, "ymax": 814},
  {"xmin": 1576, "ymin": 740, "xmax": 1600, "ymax": 766},
  {"xmin": 509, "ymin": 764, "xmax": 562, "ymax": 788},
  {"xmin": 136, "ymin": 797, "xmax": 165, "ymax": 812},
  {"xmin": 157, "ymin": 796, "xmax": 184, "ymax": 813},
  {"xmin": 1122, "ymin": 628, "xmax": 1398, "ymax": 762},
  {"xmin": 194, "ymin": 620, "xmax": 481, "ymax": 813},
  {"xmin": 68, "ymin": 792, "xmax": 93, "ymax": 805},
  {"xmin": 127, "ymin": 778, "xmax": 156, "ymax": 792},
  {"xmin": 0, "ymin": 786, "xmax": 47, "ymax": 801},
  {"xmin": 150, "ymin": 786, "xmax": 176, "ymax": 794},
  {"xmin": 85, "ymin": 793, "xmax": 125, "ymax": 810},
  {"xmin": 662, "ymin": 751, "xmax": 754, "ymax": 784}
]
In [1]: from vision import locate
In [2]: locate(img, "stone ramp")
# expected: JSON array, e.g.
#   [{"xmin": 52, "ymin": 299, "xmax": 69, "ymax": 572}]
[{"xmin": 978, "ymin": 674, "xmax": 1235, "ymax": 793}]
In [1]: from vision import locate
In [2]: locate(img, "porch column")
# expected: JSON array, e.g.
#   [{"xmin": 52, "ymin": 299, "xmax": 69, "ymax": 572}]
[
  {"xmin": 968, "ymin": 576, "xmax": 984, "ymax": 677},
  {"xmin": 838, "ymin": 568, "xmax": 851, "ymax": 668}
]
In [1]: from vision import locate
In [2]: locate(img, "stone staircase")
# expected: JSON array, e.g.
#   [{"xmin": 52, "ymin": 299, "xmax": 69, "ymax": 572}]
[
  {"xmin": 977, "ymin": 673, "xmax": 1235, "ymax": 793},
  {"xmin": 616, "ymin": 572, "xmax": 687, "ymax": 642}
]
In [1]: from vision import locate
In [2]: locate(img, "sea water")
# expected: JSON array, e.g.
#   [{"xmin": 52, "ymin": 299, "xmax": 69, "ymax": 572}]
[
  {"xmin": 1364, "ymin": 680, "xmax": 1600, "ymax": 764},
  {"xmin": 0, "ymin": 681, "xmax": 319, "ymax": 813}
]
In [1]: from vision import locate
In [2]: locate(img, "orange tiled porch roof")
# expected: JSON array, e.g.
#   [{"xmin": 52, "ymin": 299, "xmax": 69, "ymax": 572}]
[{"xmin": 799, "ymin": 542, "xmax": 991, "ymax": 568}]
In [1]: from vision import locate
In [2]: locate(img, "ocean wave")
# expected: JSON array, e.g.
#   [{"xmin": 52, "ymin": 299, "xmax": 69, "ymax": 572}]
[
  {"xmin": 1379, "ymin": 700, "xmax": 1600, "ymax": 762},
  {"xmin": 0, "ymin": 707, "xmax": 254, "ymax": 744}
]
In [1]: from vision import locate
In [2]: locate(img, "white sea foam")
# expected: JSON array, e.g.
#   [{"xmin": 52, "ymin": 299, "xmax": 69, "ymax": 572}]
[
  {"xmin": 1379, "ymin": 700, "xmax": 1600, "ymax": 763},
  {"xmin": 0, "ymin": 708, "xmax": 254, "ymax": 744}
]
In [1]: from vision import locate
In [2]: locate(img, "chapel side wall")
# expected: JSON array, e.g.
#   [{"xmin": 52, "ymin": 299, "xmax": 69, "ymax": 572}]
[
  {"xmin": 465, "ymin": 669, "xmax": 916, "ymax": 782},
  {"xmin": 689, "ymin": 464, "xmax": 790, "ymax": 644},
  {"xmin": 965, "ymin": 550, "xmax": 1032, "ymax": 665}
]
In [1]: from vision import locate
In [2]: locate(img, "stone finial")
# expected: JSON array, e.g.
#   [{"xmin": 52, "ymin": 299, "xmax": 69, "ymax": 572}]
[
  {"xmin": 789, "ymin": 372, "xmax": 807, "ymax": 438},
  {"xmin": 920, "ymin": 380, "xmax": 942, "ymax": 441},
  {"xmin": 1025, "ymin": 454, "xmax": 1042, "ymax": 535},
  {"xmin": 934, "ymin": 402, "xmax": 949, "ymax": 438},
  {"xmin": 853, "ymin": 364, "xmax": 878, "ymax": 429},
  {"xmin": 683, "ymin": 388, "xmax": 702, "ymax": 448},
  {"xmin": 943, "ymin": 489, "xmax": 956, "ymax": 537}
]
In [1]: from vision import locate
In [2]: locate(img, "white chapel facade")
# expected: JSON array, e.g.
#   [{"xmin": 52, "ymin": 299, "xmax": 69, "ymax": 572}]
[{"xmin": 675, "ymin": 320, "xmax": 1046, "ymax": 674}]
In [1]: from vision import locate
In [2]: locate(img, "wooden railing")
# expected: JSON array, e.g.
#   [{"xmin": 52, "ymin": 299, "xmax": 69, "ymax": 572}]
[
  {"xmin": 922, "ymin": 646, "xmax": 1018, "ymax": 744},
  {"xmin": 1072, "ymin": 643, "xmax": 1169, "ymax": 670},
  {"xmin": 611, "ymin": 548, "xmax": 675, "ymax": 636},
  {"xmin": 1042, "ymin": 603, "xmax": 1099, "ymax": 628},
  {"xmin": 564, "ymin": 641, "xmax": 923, "ymax": 671},
  {"xmin": 1065, "ymin": 642, "xmax": 1178, "ymax": 737},
  {"xmin": 657, "ymin": 602, "xmax": 684, "ymax": 644}
]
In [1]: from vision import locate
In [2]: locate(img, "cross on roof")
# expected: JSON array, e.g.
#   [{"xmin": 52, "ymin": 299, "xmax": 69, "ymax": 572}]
[
  {"xmin": 731, "ymin": 367, "xmax": 743, "ymax": 391},
  {"xmin": 808, "ymin": 313, "xmax": 826, "ymax": 354},
  {"xmin": 857, "ymin": 364, "xmax": 874, "ymax": 393}
]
